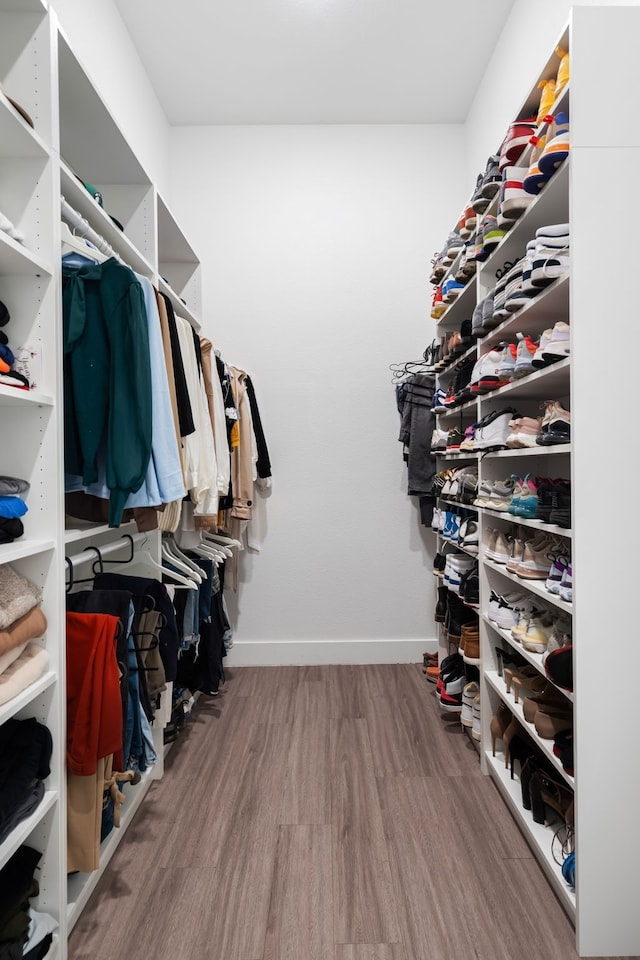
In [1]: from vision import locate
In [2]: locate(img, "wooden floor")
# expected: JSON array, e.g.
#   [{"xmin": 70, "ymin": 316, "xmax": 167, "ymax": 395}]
[{"xmin": 68, "ymin": 664, "xmax": 605, "ymax": 960}]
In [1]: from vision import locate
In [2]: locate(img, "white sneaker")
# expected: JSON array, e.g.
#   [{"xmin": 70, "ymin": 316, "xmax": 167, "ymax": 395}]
[
  {"xmin": 473, "ymin": 409, "xmax": 518, "ymax": 452},
  {"xmin": 460, "ymin": 681, "xmax": 479, "ymax": 728},
  {"xmin": 471, "ymin": 695, "xmax": 482, "ymax": 741},
  {"xmin": 542, "ymin": 320, "xmax": 571, "ymax": 362}
]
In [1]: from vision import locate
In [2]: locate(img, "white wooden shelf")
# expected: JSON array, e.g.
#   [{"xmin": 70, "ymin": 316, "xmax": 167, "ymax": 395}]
[
  {"xmin": 485, "ymin": 751, "xmax": 575, "ymax": 918},
  {"xmin": 0, "ymin": 789, "xmax": 57, "ymax": 873},
  {"xmin": 64, "ymin": 520, "xmax": 136, "ymax": 546},
  {"xmin": 0, "ymin": 538, "xmax": 56, "ymax": 564},
  {"xmin": 0, "ymin": 669, "xmax": 57, "ymax": 726},
  {"xmin": 0, "ymin": 232, "xmax": 53, "ymax": 277},
  {"xmin": 483, "ymin": 558, "xmax": 572, "ymax": 615},
  {"xmin": 483, "ymin": 616, "xmax": 574, "ymax": 704}
]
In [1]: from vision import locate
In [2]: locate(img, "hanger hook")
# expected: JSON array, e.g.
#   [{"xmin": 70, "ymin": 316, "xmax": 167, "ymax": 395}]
[{"xmin": 65, "ymin": 556, "xmax": 74, "ymax": 593}]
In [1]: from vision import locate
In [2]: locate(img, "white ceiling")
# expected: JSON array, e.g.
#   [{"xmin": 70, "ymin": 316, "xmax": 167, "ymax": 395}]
[{"xmin": 113, "ymin": 0, "xmax": 517, "ymax": 126}]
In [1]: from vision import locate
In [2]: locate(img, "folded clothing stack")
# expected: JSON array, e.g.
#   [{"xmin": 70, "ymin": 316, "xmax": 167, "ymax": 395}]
[
  {"xmin": 0, "ymin": 300, "xmax": 31, "ymax": 391},
  {"xmin": 0, "ymin": 475, "xmax": 30, "ymax": 542},
  {"xmin": 0, "ymin": 843, "xmax": 58, "ymax": 960},
  {"xmin": 0, "ymin": 564, "xmax": 49, "ymax": 707}
]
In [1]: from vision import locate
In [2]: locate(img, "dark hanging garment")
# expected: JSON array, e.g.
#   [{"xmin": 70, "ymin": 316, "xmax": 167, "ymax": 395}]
[
  {"xmin": 159, "ymin": 293, "xmax": 195, "ymax": 438},
  {"xmin": 245, "ymin": 375, "xmax": 272, "ymax": 479}
]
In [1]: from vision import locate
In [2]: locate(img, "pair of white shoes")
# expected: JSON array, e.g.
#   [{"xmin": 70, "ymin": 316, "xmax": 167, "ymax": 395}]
[{"xmin": 0, "ymin": 211, "xmax": 24, "ymax": 245}]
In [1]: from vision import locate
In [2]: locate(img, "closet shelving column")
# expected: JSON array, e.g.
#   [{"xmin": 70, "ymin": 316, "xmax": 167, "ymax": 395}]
[
  {"xmin": 0, "ymin": 1, "xmax": 66, "ymax": 955},
  {"xmin": 54, "ymin": 14, "xmax": 204, "ymax": 939}
]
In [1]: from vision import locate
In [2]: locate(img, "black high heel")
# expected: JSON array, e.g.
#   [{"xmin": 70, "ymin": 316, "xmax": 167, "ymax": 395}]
[
  {"xmin": 519, "ymin": 756, "xmax": 540, "ymax": 810},
  {"xmin": 507, "ymin": 734, "xmax": 531, "ymax": 780}
]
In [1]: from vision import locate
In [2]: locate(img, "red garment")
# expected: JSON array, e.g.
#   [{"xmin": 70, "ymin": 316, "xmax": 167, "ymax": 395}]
[{"xmin": 66, "ymin": 612, "xmax": 123, "ymax": 775}]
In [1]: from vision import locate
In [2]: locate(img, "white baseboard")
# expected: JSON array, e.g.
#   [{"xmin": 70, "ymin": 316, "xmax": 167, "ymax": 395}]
[{"xmin": 224, "ymin": 638, "xmax": 437, "ymax": 667}]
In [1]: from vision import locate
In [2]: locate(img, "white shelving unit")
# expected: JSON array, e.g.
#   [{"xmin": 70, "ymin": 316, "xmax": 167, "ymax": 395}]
[
  {"xmin": 0, "ymin": 5, "xmax": 204, "ymax": 956},
  {"xmin": 431, "ymin": 9, "xmax": 640, "ymax": 956}
]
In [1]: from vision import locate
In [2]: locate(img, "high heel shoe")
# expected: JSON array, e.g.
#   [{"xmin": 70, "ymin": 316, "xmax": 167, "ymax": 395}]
[
  {"xmin": 490, "ymin": 702, "xmax": 512, "ymax": 756},
  {"xmin": 507, "ymin": 733, "xmax": 532, "ymax": 780},
  {"xmin": 502, "ymin": 717, "xmax": 523, "ymax": 769},
  {"xmin": 494, "ymin": 646, "xmax": 526, "ymax": 679},
  {"xmin": 503, "ymin": 663, "xmax": 540, "ymax": 698},
  {"xmin": 529, "ymin": 769, "xmax": 574, "ymax": 827},
  {"xmin": 510, "ymin": 672, "xmax": 547, "ymax": 704},
  {"xmin": 522, "ymin": 681, "xmax": 568, "ymax": 723},
  {"xmin": 533, "ymin": 702, "xmax": 573, "ymax": 740}
]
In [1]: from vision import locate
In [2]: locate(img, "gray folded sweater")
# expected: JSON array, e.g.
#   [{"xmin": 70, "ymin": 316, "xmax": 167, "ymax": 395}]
[
  {"xmin": 0, "ymin": 476, "xmax": 30, "ymax": 496},
  {"xmin": 0, "ymin": 564, "xmax": 42, "ymax": 630}
]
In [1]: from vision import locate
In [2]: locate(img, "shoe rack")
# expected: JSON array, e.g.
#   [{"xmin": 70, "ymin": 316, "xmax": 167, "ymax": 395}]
[
  {"xmin": 430, "ymin": 8, "xmax": 640, "ymax": 957},
  {"xmin": 0, "ymin": 4, "xmax": 204, "ymax": 956}
]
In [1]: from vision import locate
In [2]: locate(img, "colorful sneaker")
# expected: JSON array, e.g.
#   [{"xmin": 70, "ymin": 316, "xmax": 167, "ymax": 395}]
[
  {"xmin": 546, "ymin": 552, "xmax": 571, "ymax": 594},
  {"xmin": 498, "ymin": 166, "xmax": 534, "ymax": 224},
  {"xmin": 505, "ymin": 416, "xmax": 542, "ymax": 449},
  {"xmin": 537, "ymin": 400, "xmax": 571, "ymax": 445},
  {"xmin": 499, "ymin": 116, "xmax": 538, "ymax": 171},
  {"xmin": 558, "ymin": 563, "xmax": 573, "ymax": 602},
  {"xmin": 513, "ymin": 332, "xmax": 539, "ymax": 379},
  {"xmin": 442, "ymin": 275, "xmax": 466, "ymax": 303},
  {"xmin": 470, "ymin": 349, "xmax": 510, "ymax": 395},
  {"xmin": 539, "ymin": 112, "xmax": 570, "ymax": 175},
  {"xmin": 513, "ymin": 474, "xmax": 539, "ymax": 519},
  {"xmin": 542, "ymin": 320, "xmax": 571, "ymax": 363},
  {"xmin": 459, "ymin": 424, "xmax": 477, "ymax": 453}
]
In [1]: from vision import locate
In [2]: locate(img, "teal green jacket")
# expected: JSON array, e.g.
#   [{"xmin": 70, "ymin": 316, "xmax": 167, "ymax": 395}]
[{"xmin": 63, "ymin": 257, "xmax": 152, "ymax": 527}]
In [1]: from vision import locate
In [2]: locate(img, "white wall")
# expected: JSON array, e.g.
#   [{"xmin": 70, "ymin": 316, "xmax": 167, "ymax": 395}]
[
  {"xmin": 49, "ymin": 0, "xmax": 170, "ymax": 193},
  {"xmin": 169, "ymin": 124, "xmax": 465, "ymax": 663}
]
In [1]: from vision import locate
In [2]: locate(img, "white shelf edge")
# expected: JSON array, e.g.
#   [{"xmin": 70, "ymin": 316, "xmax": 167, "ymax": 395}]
[
  {"xmin": 481, "ymin": 442, "xmax": 572, "ymax": 459},
  {"xmin": 484, "ymin": 670, "xmax": 574, "ymax": 787},
  {"xmin": 0, "ymin": 789, "xmax": 57, "ymax": 872},
  {"xmin": 482, "ymin": 617, "xmax": 574, "ymax": 704},
  {"xmin": 66, "ymin": 766, "xmax": 157, "ymax": 930},
  {"xmin": 0, "ymin": 384, "xmax": 55, "ymax": 406},
  {"xmin": 0, "ymin": 230, "xmax": 54, "ymax": 277},
  {"xmin": 0, "ymin": 538, "xmax": 56, "ymax": 563},
  {"xmin": 64, "ymin": 519, "xmax": 136, "ymax": 545},
  {"xmin": 480, "ymin": 357, "xmax": 571, "ymax": 400},
  {"xmin": 483, "ymin": 558, "xmax": 573, "ymax": 615},
  {"xmin": 485, "ymin": 751, "xmax": 575, "ymax": 917},
  {"xmin": 0, "ymin": 669, "xmax": 57, "ymax": 726},
  {"xmin": 476, "ymin": 507, "xmax": 571, "ymax": 537}
]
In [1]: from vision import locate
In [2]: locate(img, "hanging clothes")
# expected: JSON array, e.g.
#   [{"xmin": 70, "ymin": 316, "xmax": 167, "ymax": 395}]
[{"xmin": 62, "ymin": 257, "xmax": 153, "ymax": 527}]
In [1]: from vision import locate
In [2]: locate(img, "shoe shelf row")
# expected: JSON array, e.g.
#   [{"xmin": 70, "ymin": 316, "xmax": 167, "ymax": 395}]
[{"xmin": 484, "ymin": 558, "xmax": 572, "ymax": 615}]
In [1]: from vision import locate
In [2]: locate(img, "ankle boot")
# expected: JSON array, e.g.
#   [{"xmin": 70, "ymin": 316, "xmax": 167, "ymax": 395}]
[{"xmin": 434, "ymin": 585, "xmax": 448, "ymax": 623}]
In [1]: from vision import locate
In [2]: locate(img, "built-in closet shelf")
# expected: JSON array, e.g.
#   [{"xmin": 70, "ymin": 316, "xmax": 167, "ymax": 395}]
[
  {"xmin": 66, "ymin": 767, "xmax": 157, "ymax": 931},
  {"xmin": 479, "ymin": 508, "xmax": 571, "ymax": 538},
  {"xmin": 483, "ymin": 559, "xmax": 572, "ymax": 615},
  {"xmin": 64, "ymin": 520, "xmax": 136, "ymax": 546},
  {"xmin": 0, "ymin": 385, "xmax": 54, "ymax": 407},
  {"xmin": 481, "ymin": 443, "xmax": 571, "ymax": 461},
  {"xmin": 485, "ymin": 671, "xmax": 574, "ymax": 786},
  {"xmin": 157, "ymin": 276, "xmax": 201, "ymax": 331},
  {"xmin": 481, "ymin": 277, "xmax": 569, "ymax": 348},
  {"xmin": 60, "ymin": 164, "xmax": 155, "ymax": 279},
  {"xmin": 479, "ymin": 161, "xmax": 569, "ymax": 278},
  {"xmin": 435, "ymin": 276, "xmax": 476, "ymax": 330},
  {"xmin": 0, "ymin": 99, "xmax": 51, "ymax": 159},
  {"xmin": 483, "ymin": 617, "xmax": 574, "ymax": 704},
  {"xmin": 0, "ymin": 670, "xmax": 56, "ymax": 727},
  {"xmin": 45, "ymin": 935, "xmax": 60, "ymax": 960},
  {"xmin": 0, "ymin": 789, "xmax": 57, "ymax": 873},
  {"xmin": 0, "ymin": 538, "xmax": 56, "ymax": 564},
  {"xmin": 436, "ymin": 344, "xmax": 477, "ymax": 377},
  {"xmin": 485, "ymin": 751, "xmax": 575, "ymax": 917},
  {"xmin": 0, "ymin": 234, "xmax": 53, "ymax": 277},
  {"xmin": 479, "ymin": 358, "xmax": 571, "ymax": 403}
]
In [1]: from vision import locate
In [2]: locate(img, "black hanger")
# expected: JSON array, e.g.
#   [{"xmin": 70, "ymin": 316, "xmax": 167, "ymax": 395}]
[{"xmin": 91, "ymin": 534, "xmax": 135, "ymax": 575}]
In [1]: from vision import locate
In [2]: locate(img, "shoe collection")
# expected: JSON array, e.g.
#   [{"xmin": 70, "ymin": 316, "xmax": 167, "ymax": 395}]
[{"xmin": 470, "ymin": 472, "xmax": 571, "ymax": 528}]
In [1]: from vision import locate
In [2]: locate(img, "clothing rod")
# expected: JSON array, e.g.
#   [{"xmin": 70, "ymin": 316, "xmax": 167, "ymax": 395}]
[
  {"xmin": 60, "ymin": 196, "xmax": 121, "ymax": 262},
  {"xmin": 65, "ymin": 532, "xmax": 148, "ymax": 569}
]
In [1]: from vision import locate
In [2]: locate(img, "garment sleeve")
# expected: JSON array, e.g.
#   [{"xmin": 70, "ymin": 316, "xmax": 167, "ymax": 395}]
[{"xmin": 245, "ymin": 375, "xmax": 272, "ymax": 479}]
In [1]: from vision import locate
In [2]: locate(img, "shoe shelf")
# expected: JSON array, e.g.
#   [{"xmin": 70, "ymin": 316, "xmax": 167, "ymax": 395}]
[
  {"xmin": 481, "ymin": 444, "xmax": 571, "ymax": 461},
  {"xmin": 435, "ymin": 276, "xmax": 476, "ymax": 330},
  {"xmin": 435, "ymin": 342, "xmax": 477, "ymax": 377},
  {"xmin": 483, "ymin": 559, "xmax": 572, "ymax": 616},
  {"xmin": 479, "ymin": 357, "xmax": 570, "ymax": 405},
  {"xmin": 483, "ymin": 616, "xmax": 574, "ymax": 705},
  {"xmin": 478, "ymin": 160, "xmax": 570, "ymax": 278},
  {"xmin": 435, "ymin": 396, "xmax": 478, "ymax": 417},
  {"xmin": 0, "ymin": 789, "xmax": 58, "ymax": 874},
  {"xmin": 0, "ymin": 97, "xmax": 51, "ymax": 160},
  {"xmin": 485, "ymin": 671, "xmax": 574, "ymax": 788},
  {"xmin": 0, "ymin": 669, "xmax": 57, "ymax": 727},
  {"xmin": 484, "ymin": 750, "xmax": 575, "ymax": 917},
  {"xmin": 476, "ymin": 506, "xmax": 571, "ymax": 538},
  {"xmin": 481, "ymin": 276, "xmax": 569, "ymax": 349}
]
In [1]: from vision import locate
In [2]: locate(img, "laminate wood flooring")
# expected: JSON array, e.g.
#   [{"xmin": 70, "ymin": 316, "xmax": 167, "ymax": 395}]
[{"xmin": 68, "ymin": 664, "xmax": 623, "ymax": 960}]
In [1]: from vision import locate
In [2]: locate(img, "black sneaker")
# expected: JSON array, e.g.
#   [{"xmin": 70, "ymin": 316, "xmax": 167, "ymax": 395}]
[
  {"xmin": 549, "ymin": 481, "xmax": 571, "ymax": 527},
  {"xmin": 534, "ymin": 476, "xmax": 556, "ymax": 523},
  {"xmin": 433, "ymin": 552, "xmax": 446, "ymax": 575}
]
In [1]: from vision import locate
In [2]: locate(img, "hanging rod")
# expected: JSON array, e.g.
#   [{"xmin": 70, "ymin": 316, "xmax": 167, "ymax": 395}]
[
  {"xmin": 65, "ymin": 532, "xmax": 147, "ymax": 571},
  {"xmin": 60, "ymin": 195, "xmax": 122, "ymax": 263}
]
